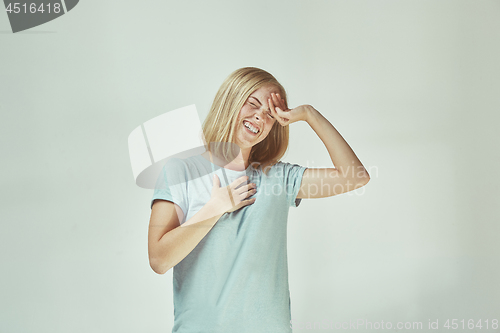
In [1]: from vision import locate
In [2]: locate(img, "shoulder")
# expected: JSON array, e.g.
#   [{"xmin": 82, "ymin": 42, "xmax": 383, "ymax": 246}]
[
  {"xmin": 163, "ymin": 156, "xmax": 188, "ymax": 167},
  {"xmin": 274, "ymin": 161, "xmax": 306, "ymax": 172},
  {"xmin": 158, "ymin": 157, "xmax": 191, "ymax": 186},
  {"xmin": 262, "ymin": 161, "xmax": 307, "ymax": 179},
  {"xmin": 163, "ymin": 156, "xmax": 203, "ymax": 173},
  {"xmin": 161, "ymin": 157, "xmax": 187, "ymax": 175},
  {"xmin": 161, "ymin": 155, "xmax": 214, "ymax": 186}
]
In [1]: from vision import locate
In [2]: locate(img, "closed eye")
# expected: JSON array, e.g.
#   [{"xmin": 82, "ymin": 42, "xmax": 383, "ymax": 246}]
[{"xmin": 249, "ymin": 100, "xmax": 273, "ymax": 119}]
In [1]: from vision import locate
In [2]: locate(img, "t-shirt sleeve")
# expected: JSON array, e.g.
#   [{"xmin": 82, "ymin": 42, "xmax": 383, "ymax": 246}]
[
  {"xmin": 150, "ymin": 158, "xmax": 188, "ymax": 220},
  {"xmin": 281, "ymin": 162, "xmax": 307, "ymax": 208}
]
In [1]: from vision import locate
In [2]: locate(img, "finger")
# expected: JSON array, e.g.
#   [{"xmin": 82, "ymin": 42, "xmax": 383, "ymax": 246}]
[
  {"xmin": 235, "ymin": 197, "xmax": 257, "ymax": 210},
  {"xmin": 281, "ymin": 98, "xmax": 288, "ymax": 110},
  {"xmin": 273, "ymin": 93, "xmax": 287, "ymax": 111},
  {"xmin": 235, "ymin": 183, "xmax": 256, "ymax": 195},
  {"xmin": 245, "ymin": 188, "xmax": 257, "ymax": 198},
  {"xmin": 275, "ymin": 107, "xmax": 290, "ymax": 123},
  {"xmin": 213, "ymin": 174, "xmax": 220, "ymax": 188},
  {"xmin": 270, "ymin": 102, "xmax": 289, "ymax": 125},
  {"xmin": 272, "ymin": 94, "xmax": 288, "ymax": 115},
  {"xmin": 271, "ymin": 94, "xmax": 290, "ymax": 119},
  {"xmin": 243, "ymin": 197, "xmax": 257, "ymax": 206},
  {"xmin": 268, "ymin": 95, "xmax": 275, "ymax": 110},
  {"xmin": 230, "ymin": 175, "xmax": 249, "ymax": 189},
  {"xmin": 271, "ymin": 92, "xmax": 282, "ymax": 110},
  {"xmin": 269, "ymin": 98, "xmax": 287, "ymax": 125}
]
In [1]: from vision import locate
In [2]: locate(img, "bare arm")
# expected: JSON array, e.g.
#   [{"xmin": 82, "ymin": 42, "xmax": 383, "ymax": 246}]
[
  {"xmin": 148, "ymin": 174, "xmax": 256, "ymax": 274},
  {"xmin": 298, "ymin": 107, "xmax": 370, "ymax": 198},
  {"xmin": 148, "ymin": 199, "xmax": 223, "ymax": 274},
  {"xmin": 268, "ymin": 93, "xmax": 370, "ymax": 199}
]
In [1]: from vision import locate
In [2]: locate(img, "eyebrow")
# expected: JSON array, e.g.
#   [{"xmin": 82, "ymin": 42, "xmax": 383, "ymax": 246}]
[{"xmin": 249, "ymin": 96, "xmax": 270, "ymax": 112}]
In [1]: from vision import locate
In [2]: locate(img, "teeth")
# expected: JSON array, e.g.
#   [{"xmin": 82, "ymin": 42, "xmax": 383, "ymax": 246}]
[{"xmin": 244, "ymin": 121, "xmax": 258, "ymax": 134}]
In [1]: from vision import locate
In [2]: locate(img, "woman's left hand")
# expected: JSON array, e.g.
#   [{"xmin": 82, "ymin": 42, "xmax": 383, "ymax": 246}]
[{"xmin": 268, "ymin": 92, "xmax": 313, "ymax": 126}]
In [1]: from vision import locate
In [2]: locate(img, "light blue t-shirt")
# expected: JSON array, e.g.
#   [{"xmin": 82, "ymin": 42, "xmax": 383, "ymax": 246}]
[{"xmin": 151, "ymin": 154, "xmax": 307, "ymax": 333}]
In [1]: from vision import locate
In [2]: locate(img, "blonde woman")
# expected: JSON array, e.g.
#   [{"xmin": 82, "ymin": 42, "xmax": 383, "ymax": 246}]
[{"xmin": 148, "ymin": 67, "xmax": 370, "ymax": 332}]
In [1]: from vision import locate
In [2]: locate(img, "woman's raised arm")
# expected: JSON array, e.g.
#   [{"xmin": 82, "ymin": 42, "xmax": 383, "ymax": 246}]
[{"xmin": 269, "ymin": 93, "xmax": 370, "ymax": 199}]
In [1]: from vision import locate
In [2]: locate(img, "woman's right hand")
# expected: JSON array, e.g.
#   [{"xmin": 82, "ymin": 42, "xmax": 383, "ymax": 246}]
[{"xmin": 209, "ymin": 174, "xmax": 257, "ymax": 214}]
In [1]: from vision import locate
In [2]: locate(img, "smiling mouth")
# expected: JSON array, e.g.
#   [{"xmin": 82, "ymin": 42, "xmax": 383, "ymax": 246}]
[{"xmin": 243, "ymin": 120, "xmax": 259, "ymax": 134}]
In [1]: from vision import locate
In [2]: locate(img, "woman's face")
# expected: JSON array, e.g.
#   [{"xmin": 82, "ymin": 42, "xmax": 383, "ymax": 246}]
[{"xmin": 234, "ymin": 84, "xmax": 280, "ymax": 150}]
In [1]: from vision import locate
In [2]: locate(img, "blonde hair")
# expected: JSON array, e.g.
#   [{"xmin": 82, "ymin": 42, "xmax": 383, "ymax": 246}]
[{"xmin": 202, "ymin": 67, "xmax": 289, "ymax": 172}]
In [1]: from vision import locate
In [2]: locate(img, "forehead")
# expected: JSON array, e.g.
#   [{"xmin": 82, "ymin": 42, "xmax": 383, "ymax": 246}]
[{"xmin": 249, "ymin": 84, "xmax": 280, "ymax": 98}]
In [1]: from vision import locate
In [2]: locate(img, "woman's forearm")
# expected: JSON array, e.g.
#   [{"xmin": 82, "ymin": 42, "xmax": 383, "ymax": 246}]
[
  {"xmin": 305, "ymin": 106, "xmax": 370, "ymax": 181},
  {"xmin": 151, "ymin": 202, "xmax": 224, "ymax": 274}
]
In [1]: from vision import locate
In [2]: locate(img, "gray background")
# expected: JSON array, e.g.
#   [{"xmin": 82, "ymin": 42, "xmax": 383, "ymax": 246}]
[{"xmin": 1, "ymin": 0, "xmax": 499, "ymax": 332}]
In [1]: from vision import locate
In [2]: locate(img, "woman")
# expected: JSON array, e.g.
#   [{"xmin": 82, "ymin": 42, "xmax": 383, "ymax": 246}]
[{"xmin": 148, "ymin": 67, "xmax": 370, "ymax": 332}]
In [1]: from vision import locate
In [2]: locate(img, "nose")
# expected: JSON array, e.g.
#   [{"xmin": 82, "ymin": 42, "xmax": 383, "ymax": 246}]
[
  {"xmin": 253, "ymin": 106, "xmax": 267, "ymax": 120},
  {"xmin": 253, "ymin": 110, "xmax": 266, "ymax": 125}
]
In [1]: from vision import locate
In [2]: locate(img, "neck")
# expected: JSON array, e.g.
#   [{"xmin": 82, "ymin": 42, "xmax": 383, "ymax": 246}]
[
  {"xmin": 232, "ymin": 148, "xmax": 251, "ymax": 169},
  {"xmin": 202, "ymin": 147, "xmax": 251, "ymax": 171}
]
